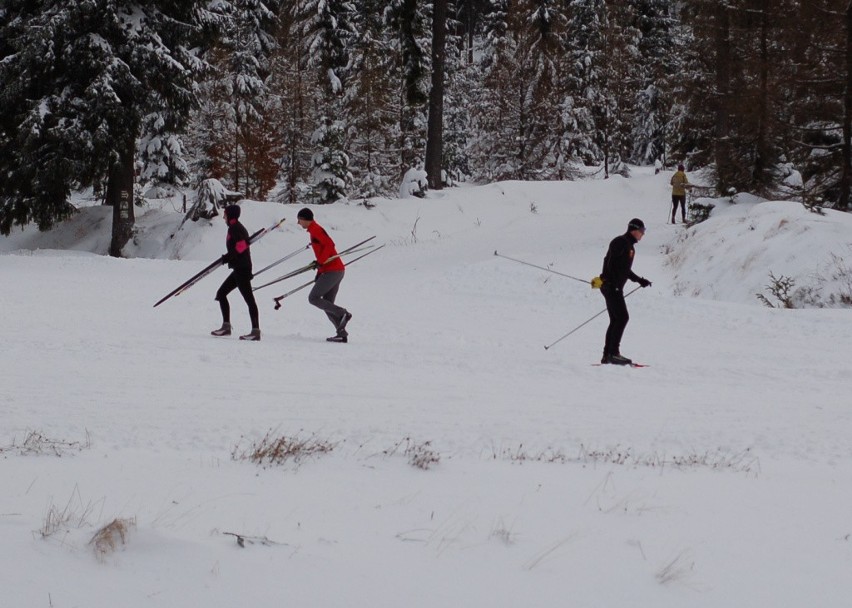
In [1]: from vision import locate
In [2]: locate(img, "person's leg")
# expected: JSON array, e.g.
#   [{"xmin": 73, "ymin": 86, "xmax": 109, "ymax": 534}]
[
  {"xmin": 603, "ymin": 288, "xmax": 629, "ymax": 356},
  {"xmin": 236, "ymin": 275, "xmax": 259, "ymax": 330},
  {"xmin": 212, "ymin": 273, "xmax": 238, "ymax": 335},
  {"xmin": 679, "ymin": 195, "xmax": 687, "ymax": 222},
  {"xmin": 308, "ymin": 271, "xmax": 348, "ymax": 332},
  {"xmin": 671, "ymin": 196, "xmax": 679, "ymax": 223}
]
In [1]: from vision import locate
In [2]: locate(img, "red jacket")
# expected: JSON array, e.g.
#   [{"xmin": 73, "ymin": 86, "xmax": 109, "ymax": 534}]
[{"xmin": 307, "ymin": 221, "xmax": 345, "ymax": 273}]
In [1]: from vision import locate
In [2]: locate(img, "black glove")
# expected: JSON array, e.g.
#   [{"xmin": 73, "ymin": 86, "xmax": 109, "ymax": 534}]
[
  {"xmin": 638, "ymin": 277, "xmax": 652, "ymax": 288},
  {"xmin": 220, "ymin": 254, "xmax": 228, "ymax": 265}
]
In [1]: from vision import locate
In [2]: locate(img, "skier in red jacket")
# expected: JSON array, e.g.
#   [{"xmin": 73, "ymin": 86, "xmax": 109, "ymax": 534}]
[{"xmin": 297, "ymin": 208, "xmax": 352, "ymax": 343}]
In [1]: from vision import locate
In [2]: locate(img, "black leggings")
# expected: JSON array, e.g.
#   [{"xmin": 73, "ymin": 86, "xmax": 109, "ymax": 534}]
[
  {"xmin": 602, "ymin": 285, "xmax": 629, "ymax": 356},
  {"xmin": 216, "ymin": 271, "xmax": 259, "ymax": 329},
  {"xmin": 671, "ymin": 194, "xmax": 686, "ymax": 221}
]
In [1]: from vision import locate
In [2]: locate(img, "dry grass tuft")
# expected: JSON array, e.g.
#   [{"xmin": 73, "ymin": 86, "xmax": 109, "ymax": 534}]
[
  {"xmin": 384, "ymin": 437, "xmax": 440, "ymax": 470},
  {"xmin": 90, "ymin": 518, "xmax": 136, "ymax": 559},
  {"xmin": 1, "ymin": 429, "xmax": 91, "ymax": 457},
  {"xmin": 231, "ymin": 430, "xmax": 335, "ymax": 468}
]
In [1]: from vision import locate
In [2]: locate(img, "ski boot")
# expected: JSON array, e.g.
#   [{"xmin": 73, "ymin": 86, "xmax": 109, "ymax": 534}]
[
  {"xmin": 211, "ymin": 322, "xmax": 232, "ymax": 337},
  {"xmin": 326, "ymin": 335, "xmax": 348, "ymax": 343},
  {"xmin": 239, "ymin": 328, "xmax": 261, "ymax": 341}
]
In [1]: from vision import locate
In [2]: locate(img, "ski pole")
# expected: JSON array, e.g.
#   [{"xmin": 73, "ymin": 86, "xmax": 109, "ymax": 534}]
[
  {"xmin": 494, "ymin": 251, "xmax": 591, "ymax": 285},
  {"xmin": 254, "ymin": 236, "xmax": 377, "ymax": 292},
  {"xmin": 252, "ymin": 244, "xmax": 310, "ymax": 278},
  {"xmin": 273, "ymin": 244, "xmax": 386, "ymax": 310},
  {"xmin": 544, "ymin": 286, "xmax": 641, "ymax": 350}
]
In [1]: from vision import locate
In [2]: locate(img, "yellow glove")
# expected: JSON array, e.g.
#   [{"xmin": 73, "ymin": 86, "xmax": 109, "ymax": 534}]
[{"xmin": 590, "ymin": 276, "xmax": 603, "ymax": 289}]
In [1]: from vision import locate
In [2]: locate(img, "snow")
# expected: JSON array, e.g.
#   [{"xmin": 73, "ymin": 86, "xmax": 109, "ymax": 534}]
[{"xmin": 2, "ymin": 167, "xmax": 852, "ymax": 607}]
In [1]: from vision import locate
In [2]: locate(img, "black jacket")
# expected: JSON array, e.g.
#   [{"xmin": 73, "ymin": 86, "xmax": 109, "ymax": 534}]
[
  {"xmin": 601, "ymin": 232, "xmax": 640, "ymax": 290},
  {"xmin": 224, "ymin": 221, "xmax": 253, "ymax": 275}
]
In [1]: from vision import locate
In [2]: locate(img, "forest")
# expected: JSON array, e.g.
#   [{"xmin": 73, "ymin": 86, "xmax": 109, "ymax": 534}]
[{"xmin": 2, "ymin": 0, "xmax": 852, "ymax": 255}]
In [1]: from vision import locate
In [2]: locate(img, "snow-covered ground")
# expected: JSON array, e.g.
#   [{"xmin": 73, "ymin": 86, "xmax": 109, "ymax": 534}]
[{"xmin": 2, "ymin": 168, "xmax": 851, "ymax": 607}]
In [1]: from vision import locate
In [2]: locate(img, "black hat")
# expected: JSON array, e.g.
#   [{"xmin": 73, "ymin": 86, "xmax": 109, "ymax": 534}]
[
  {"xmin": 224, "ymin": 204, "xmax": 241, "ymax": 220},
  {"xmin": 678, "ymin": 164, "xmax": 685, "ymax": 171},
  {"xmin": 297, "ymin": 207, "xmax": 314, "ymax": 221},
  {"xmin": 628, "ymin": 218, "xmax": 645, "ymax": 232}
]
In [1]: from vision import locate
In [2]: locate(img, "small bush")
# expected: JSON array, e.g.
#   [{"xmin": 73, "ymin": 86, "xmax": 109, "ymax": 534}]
[
  {"xmin": 756, "ymin": 272, "xmax": 796, "ymax": 308},
  {"xmin": 231, "ymin": 430, "xmax": 335, "ymax": 468}
]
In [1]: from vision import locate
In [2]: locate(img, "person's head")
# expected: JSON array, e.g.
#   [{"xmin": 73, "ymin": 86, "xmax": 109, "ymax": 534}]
[
  {"xmin": 224, "ymin": 204, "xmax": 241, "ymax": 224},
  {"xmin": 677, "ymin": 164, "xmax": 685, "ymax": 171},
  {"xmin": 628, "ymin": 218, "xmax": 646, "ymax": 240},
  {"xmin": 296, "ymin": 207, "xmax": 314, "ymax": 228}
]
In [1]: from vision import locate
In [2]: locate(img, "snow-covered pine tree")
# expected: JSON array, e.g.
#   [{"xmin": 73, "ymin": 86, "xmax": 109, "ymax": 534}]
[
  {"xmin": 384, "ymin": 0, "xmax": 431, "ymax": 179},
  {"xmin": 296, "ymin": 0, "xmax": 356, "ymax": 203},
  {"xmin": 184, "ymin": 0, "xmax": 279, "ymax": 199},
  {"xmin": 0, "ymin": 0, "xmax": 233, "ymax": 255},
  {"xmin": 626, "ymin": 0, "xmax": 679, "ymax": 166},
  {"xmin": 469, "ymin": 0, "xmax": 569, "ymax": 180},
  {"xmin": 345, "ymin": 0, "xmax": 400, "ymax": 198}
]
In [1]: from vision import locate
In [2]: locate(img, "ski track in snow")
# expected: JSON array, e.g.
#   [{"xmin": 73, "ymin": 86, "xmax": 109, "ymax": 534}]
[{"xmin": 2, "ymin": 170, "xmax": 852, "ymax": 607}]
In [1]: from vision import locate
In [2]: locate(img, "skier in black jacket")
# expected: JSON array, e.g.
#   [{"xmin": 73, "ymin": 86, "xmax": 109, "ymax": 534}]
[
  {"xmin": 211, "ymin": 205, "xmax": 261, "ymax": 341},
  {"xmin": 599, "ymin": 218, "xmax": 652, "ymax": 365}
]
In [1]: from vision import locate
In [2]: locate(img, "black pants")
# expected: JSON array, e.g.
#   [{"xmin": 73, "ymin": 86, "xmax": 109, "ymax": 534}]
[
  {"xmin": 602, "ymin": 285, "xmax": 629, "ymax": 357},
  {"xmin": 671, "ymin": 194, "xmax": 686, "ymax": 222},
  {"xmin": 216, "ymin": 270, "xmax": 259, "ymax": 329}
]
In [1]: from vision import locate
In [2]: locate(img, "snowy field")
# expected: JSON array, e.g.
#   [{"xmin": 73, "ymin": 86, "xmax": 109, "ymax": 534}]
[{"xmin": 2, "ymin": 168, "xmax": 851, "ymax": 607}]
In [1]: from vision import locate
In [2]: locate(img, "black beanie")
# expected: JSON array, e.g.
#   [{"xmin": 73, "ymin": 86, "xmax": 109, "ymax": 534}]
[
  {"xmin": 628, "ymin": 218, "xmax": 645, "ymax": 232},
  {"xmin": 224, "ymin": 204, "xmax": 241, "ymax": 220},
  {"xmin": 297, "ymin": 207, "xmax": 314, "ymax": 221}
]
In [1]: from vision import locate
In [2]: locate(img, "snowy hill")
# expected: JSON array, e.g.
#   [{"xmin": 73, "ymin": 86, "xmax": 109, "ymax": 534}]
[{"xmin": 2, "ymin": 169, "xmax": 852, "ymax": 607}]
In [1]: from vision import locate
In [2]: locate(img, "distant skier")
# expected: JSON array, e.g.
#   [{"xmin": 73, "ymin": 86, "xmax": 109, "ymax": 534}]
[
  {"xmin": 211, "ymin": 204, "xmax": 261, "ymax": 341},
  {"xmin": 599, "ymin": 218, "xmax": 652, "ymax": 365},
  {"xmin": 296, "ymin": 208, "xmax": 352, "ymax": 343},
  {"xmin": 670, "ymin": 164, "xmax": 692, "ymax": 224}
]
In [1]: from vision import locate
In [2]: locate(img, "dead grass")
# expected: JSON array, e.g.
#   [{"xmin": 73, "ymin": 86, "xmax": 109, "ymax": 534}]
[
  {"xmin": 90, "ymin": 517, "xmax": 136, "ymax": 560},
  {"xmin": 384, "ymin": 437, "xmax": 440, "ymax": 470},
  {"xmin": 231, "ymin": 430, "xmax": 335, "ymax": 468},
  {"xmin": 1, "ymin": 429, "xmax": 91, "ymax": 456}
]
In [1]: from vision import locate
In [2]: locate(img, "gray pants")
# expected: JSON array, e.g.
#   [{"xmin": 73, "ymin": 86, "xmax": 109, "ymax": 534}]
[{"xmin": 309, "ymin": 270, "xmax": 348, "ymax": 336}]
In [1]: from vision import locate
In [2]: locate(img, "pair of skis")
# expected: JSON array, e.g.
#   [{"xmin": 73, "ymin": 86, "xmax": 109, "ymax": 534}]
[
  {"xmin": 253, "ymin": 235, "xmax": 378, "ymax": 292},
  {"xmin": 153, "ymin": 217, "xmax": 287, "ymax": 308}
]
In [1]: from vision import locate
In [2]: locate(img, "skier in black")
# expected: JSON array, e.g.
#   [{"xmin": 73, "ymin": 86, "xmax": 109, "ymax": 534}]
[
  {"xmin": 211, "ymin": 204, "xmax": 261, "ymax": 341},
  {"xmin": 599, "ymin": 218, "xmax": 652, "ymax": 365}
]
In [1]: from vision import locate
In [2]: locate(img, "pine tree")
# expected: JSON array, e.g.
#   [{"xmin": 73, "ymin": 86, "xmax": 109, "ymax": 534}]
[
  {"xmin": 0, "ymin": 0, "xmax": 233, "ymax": 255},
  {"xmin": 297, "ymin": 0, "xmax": 357, "ymax": 202},
  {"xmin": 385, "ymin": 0, "xmax": 431, "ymax": 176},
  {"xmin": 345, "ymin": 0, "xmax": 400, "ymax": 198}
]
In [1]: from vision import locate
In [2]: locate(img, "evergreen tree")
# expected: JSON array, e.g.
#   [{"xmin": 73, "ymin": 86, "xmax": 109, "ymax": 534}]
[
  {"xmin": 345, "ymin": 0, "xmax": 400, "ymax": 198},
  {"xmin": 385, "ymin": 0, "xmax": 431, "ymax": 176},
  {"xmin": 627, "ymin": 0, "xmax": 679, "ymax": 166},
  {"xmin": 0, "ymin": 0, "xmax": 232, "ymax": 255},
  {"xmin": 297, "ymin": 0, "xmax": 357, "ymax": 202}
]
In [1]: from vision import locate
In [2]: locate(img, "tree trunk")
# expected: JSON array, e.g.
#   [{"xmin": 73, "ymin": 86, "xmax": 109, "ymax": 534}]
[
  {"xmin": 107, "ymin": 143, "xmax": 136, "ymax": 258},
  {"xmin": 713, "ymin": 2, "xmax": 733, "ymax": 193},
  {"xmin": 426, "ymin": 0, "xmax": 447, "ymax": 190},
  {"xmin": 841, "ymin": 1, "xmax": 852, "ymax": 210}
]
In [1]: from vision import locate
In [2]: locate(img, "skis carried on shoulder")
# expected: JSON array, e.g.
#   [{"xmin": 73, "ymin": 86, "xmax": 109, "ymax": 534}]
[
  {"xmin": 253, "ymin": 235, "xmax": 377, "ymax": 292},
  {"xmin": 273, "ymin": 244, "xmax": 386, "ymax": 310},
  {"xmin": 153, "ymin": 217, "xmax": 286, "ymax": 307}
]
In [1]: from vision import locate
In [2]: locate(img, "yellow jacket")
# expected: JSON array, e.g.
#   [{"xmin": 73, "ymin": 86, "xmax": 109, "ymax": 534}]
[{"xmin": 671, "ymin": 170, "xmax": 690, "ymax": 196}]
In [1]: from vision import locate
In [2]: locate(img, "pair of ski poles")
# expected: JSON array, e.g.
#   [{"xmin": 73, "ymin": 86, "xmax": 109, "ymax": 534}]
[{"xmin": 493, "ymin": 251, "xmax": 641, "ymax": 351}]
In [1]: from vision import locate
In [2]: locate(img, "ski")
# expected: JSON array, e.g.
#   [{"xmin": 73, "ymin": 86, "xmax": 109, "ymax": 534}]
[
  {"xmin": 253, "ymin": 235, "xmax": 377, "ymax": 292},
  {"xmin": 153, "ymin": 217, "xmax": 286, "ymax": 307},
  {"xmin": 591, "ymin": 362, "xmax": 649, "ymax": 368},
  {"xmin": 273, "ymin": 244, "xmax": 386, "ymax": 310}
]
